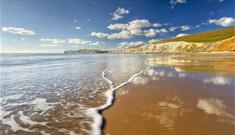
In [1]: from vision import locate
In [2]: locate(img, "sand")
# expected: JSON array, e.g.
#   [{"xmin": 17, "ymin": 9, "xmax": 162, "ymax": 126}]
[{"xmin": 103, "ymin": 68, "xmax": 235, "ymax": 135}]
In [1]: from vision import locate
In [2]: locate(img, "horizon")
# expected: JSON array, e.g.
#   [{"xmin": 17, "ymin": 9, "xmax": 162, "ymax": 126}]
[{"xmin": 1, "ymin": 0, "xmax": 235, "ymax": 53}]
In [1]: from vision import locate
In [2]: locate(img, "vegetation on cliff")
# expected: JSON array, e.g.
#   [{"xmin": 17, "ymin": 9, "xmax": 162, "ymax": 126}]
[{"xmin": 153, "ymin": 28, "xmax": 235, "ymax": 44}]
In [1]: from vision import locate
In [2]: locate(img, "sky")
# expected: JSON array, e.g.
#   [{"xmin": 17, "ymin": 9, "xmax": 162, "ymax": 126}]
[{"xmin": 1, "ymin": 0, "xmax": 235, "ymax": 53}]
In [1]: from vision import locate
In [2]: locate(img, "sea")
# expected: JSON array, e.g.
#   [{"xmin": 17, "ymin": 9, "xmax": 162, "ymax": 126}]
[{"xmin": 0, "ymin": 53, "xmax": 234, "ymax": 135}]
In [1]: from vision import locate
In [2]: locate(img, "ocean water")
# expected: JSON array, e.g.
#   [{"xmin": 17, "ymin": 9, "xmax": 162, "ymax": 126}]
[
  {"xmin": 0, "ymin": 53, "xmax": 150, "ymax": 135},
  {"xmin": 1, "ymin": 53, "xmax": 235, "ymax": 135}
]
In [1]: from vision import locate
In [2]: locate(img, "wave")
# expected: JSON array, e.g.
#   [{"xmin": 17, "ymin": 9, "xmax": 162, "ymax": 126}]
[{"xmin": 86, "ymin": 65, "xmax": 151, "ymax": 135}]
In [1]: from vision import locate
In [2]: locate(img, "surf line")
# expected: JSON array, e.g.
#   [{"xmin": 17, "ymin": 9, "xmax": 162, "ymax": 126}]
[{"xmin": 86, "ymin": 65, "xmax": 151, "ymax": 135}]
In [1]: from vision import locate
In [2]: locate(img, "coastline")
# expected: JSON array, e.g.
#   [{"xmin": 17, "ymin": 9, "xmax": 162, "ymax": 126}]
[{"xmin": 86, "ymin": 66, "xmax": 151, "ymax": 135}]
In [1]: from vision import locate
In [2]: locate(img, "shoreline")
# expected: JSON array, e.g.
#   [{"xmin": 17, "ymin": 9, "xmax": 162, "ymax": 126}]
[{"xmin": 86, "ymin": 66, "xmax": 151, "ymax": 135}]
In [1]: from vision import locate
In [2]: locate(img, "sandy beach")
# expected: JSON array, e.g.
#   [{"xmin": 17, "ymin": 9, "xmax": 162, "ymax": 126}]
[{"xmin": 103, "ymin": 56, "xmax": 235, "ymax": 135}]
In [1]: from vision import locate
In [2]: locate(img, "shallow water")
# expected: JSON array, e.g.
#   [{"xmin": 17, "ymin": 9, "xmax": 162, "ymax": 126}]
[
  {"xmin": 0, "ymin": 53, "xmax": 150, "ymax": 135},
  {"xmin": 0, "ymin": 53, "xmax": 235, "ymax": 135}
]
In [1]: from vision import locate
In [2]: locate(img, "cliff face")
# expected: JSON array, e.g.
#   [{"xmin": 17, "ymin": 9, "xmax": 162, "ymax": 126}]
[
  {"xmin": 114, "ymin": 36, "xmax": 235, "ymax": 53},
  {"xmin": 64, "ymin": 36, "xmax": 235, "ymax": 54},
  {"xmin": 213, "ymin": 36, "xmax": 235, "ymax": 51}
]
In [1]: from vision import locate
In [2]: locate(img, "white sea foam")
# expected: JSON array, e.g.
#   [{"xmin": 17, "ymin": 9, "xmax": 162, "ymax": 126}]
[
  {"xmin": 18, "ymin": 110, "xmax": 47, "ymax": 126},
  {"xmin": 1, "ymin": 115, "xmax": 33, "ymax": 132},
  {"xmin": 1, "ymin": 97, "xmax": 58, "ymax": 132},
  {"xmin": 86, "ymin": 66, "xmax": 151, "ymax": 135},
  {"xmin": 58, "ymin": 128, "xmax": 80, "ymax": 135}
]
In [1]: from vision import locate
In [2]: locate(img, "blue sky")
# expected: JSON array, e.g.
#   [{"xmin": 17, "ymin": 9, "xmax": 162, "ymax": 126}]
[{"xmin": 1, "ymin": 0, "xmax": 235, "ymax": 53}]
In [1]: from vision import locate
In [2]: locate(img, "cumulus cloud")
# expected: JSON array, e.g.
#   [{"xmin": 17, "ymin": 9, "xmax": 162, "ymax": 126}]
[
  {"xmin": 40, "ymin": 38, "xmax": 65, "ymax": 44},
  {"xmin": 203, "ymin": 76, "xmax": 231, "ymax": 85},
  {"xmin": 208, "ymin": 17, "xmax": 235, "ymax": 27},
  {"xmin": 168, "ymin": 26, "xmax": 178, "ymax": 32},
  {"xmin": 2, "ymin": 27, "xmax": 36, "ymax": 36},
  {"xmin": 176, "ymin": 33, "xmax": 189, "ymax": 37},
  {"xmin": 153, "ymin": 23, "xmax": 162, "ymax": 27},
  {"xmin": 111, "ymin": 7, "xmax": 129, "ymax": 20},
  {"xmin": 90, "ymin": 32, "xmax": 109, "ymax": 38},
  {"xmin": 67, "ymin": 38, "xmax": 91, "ymax": 45},
  {"xmin": 170, "ymin": 0, "xmax": 187, "ymax": 8},
  {"xmin": 108, "ymin": 30, "xmax": 133, "ymax": 39},
  {"xmin": 168, "ymin": 25, "xmax": 191, "ymax": 32},
  {"xmin": 144, "ymin": 29, "xmax": 158, "ymax": 37},
  {"xmin": 180, "ymin": 25, "xmax": 191, "ymax": 31},
  {"xmin": 75, "ymin": 26, "xmax": 81, "ymax": 30},
  {"xmin": 170, "ymin": 0, "xmax": 187, "ymax": 5},
  {"xmin": 92, "ymin": 19, "xmax": 168, "ymax": 39},
  {"xmin": 119, "ymin": 41, "xmax": 145, "ymax": 48},
  {"xmin": 90, "ymin": 31, "xmax": 133, "ymax": 39},
  {"xmin": 107, "ymin": 23, "xmax": 128, "ymax": 30}
]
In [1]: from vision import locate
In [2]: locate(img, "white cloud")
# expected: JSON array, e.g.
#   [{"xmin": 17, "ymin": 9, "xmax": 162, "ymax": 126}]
[
  {"xmin": 144, "ymin": 29, "xmax": 158, "ymax": 37},
  {"xmin": 40, "ymin": 38, "xmax": 65, "ymax": 44},
  {"xmin": 159, "ymin": 28, "xmax": 168, "ymax": 33},
  {"xmin": 129, "ymin": 19, "xmax": 151, "ymax": 29},
  {"xmin": 2, "ymin": 27, "xmax": 36, "ymax": 36},
  {"xmin": 194, "ymin": 22, "xmax": 207, "ymax": 28},
  {"xmin": 91, "ymin": 30, "xmax": 133, "ymax": 40},
  {"xmin": 169, "ymin": 26, "xmax": 179, "ymax": 32},
  {"xmin": 108, "ymin": 30, "xmax": 133, "ymax": 39},
  {"xmin": 67, "ymin": 38, "xmax": 91, "ymax": 45},
  {"xmin": 170, "ymin": 0, "xmax": 187, "ymax": 5},
  {"xmin": 153, "ymin": 23, "xmax": 162, "ymax": 27},
  {"xmin": 203, "ymin": 76, "xmax": 231, "ymax": 85},
  {"xmin": 89, "ymin": 41, "xmax": 106, "ymax": 46},
  {"xmin": 208, "ymin": 17, "xmax": 235, "ymax": 27},
  {"xmin": 92, "ymin": 19, "xmax": 168, "ymax": 39},
  {"xmin": 107, "ymin": 23, "xmax": 128, "ymax": 30},
  {"xmin": 170, "ymin": 0, "xmax": 187, "ymax": 8},
  {"xmin": 111, "ymin": 7, "xmax": 129, "ymax": 20},
  {"xmin": 75, "ymin": 26, "xmax": 81, "ymax": 30},
  {"xmin": 180, "ymin": 25, "xmax": 190, "ymax": 31},
  {"xmin": 119, "ymin": 41, "xmax": 145, "ymax": 48},
  {"xmin": 90, "ymin": 32, "xmax": 109, "ymax": 38},
  {"xmin": 176, "ymin": 33, "xmax": 189, "ymax": 37}
]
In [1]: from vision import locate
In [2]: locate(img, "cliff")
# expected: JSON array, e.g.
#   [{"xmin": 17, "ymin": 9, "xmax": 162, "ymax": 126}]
[{"xmin": 113, "ymin": 28, "xmax": 235, "ymax": 53}]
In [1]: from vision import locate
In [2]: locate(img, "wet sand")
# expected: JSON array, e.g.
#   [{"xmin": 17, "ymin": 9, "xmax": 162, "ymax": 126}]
[{"xmin": 103, "ymin": 57, "xmax": 235, "ymax": 135}]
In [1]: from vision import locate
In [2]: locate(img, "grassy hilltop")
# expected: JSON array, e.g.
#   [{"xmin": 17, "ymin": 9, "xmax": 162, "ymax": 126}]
[{"xmin": 154, "ymin": 28, "xmax": 235, "ymax": 44}]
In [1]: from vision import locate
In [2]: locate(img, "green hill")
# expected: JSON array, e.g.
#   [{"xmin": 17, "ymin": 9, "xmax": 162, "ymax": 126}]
[{"xmin": 154, "ymin": 28, "xmax": 235, "ymax": 44}]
